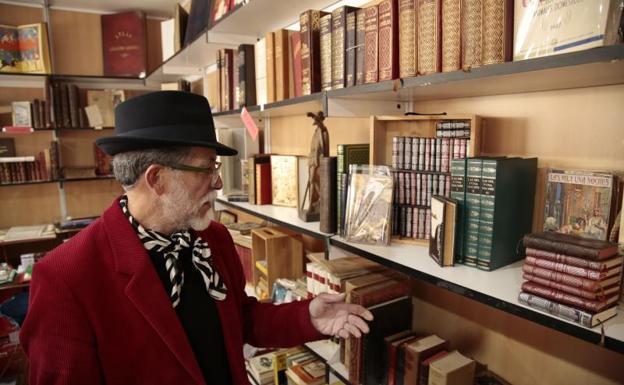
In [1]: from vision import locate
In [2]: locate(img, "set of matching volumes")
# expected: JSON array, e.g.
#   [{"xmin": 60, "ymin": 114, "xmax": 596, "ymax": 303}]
[
  {"xmin": 519, "ymin": 232, "xmax": 622, "ymax": 327},
  {"xmin": 305, "ymin": 254, "xmax": 385, "ymax": 297},
  {"xmin": 392, "ymin": 136, "xmax": 469, "ymax": 173},
  {"xmin": 215, "ymin": 45, "xmax": 256, "ymax": 112},
  {"xmin": 0, "ymin": 141, "xmax": 59, "ymax": 184},
  {"xmin": 451, "ymin": 157, "xmax": 538, "ymax": 270}
]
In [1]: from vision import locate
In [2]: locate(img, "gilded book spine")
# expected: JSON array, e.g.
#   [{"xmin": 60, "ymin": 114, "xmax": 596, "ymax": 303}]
[
  {"xmin": 265, "ymin": 32, "xmax": 275, "ymax": 103},
  {"xmin": 364, "ymin": 5, "xmax": 379, "ymax": 84},
  {"xmin": 441, "ymin": 0, "xmax": 461, "ymax": 72},
  {"xmin": 300, "ymin": 10, "xmax": 326, "ymax": 95},
  {"xmin": 274, "ymin": 29, "xmax": 290, "ymax": 101},
  {"xmin": 378, "ymin": 0, "xmax": 399, "ymax": 81},
  {"xmin": 355, "ymin": 9, "xmax": 367, "ymax": 85},
  {"xmin": 331, "ymin": 7, "xmax": 345, "ymax": 89},
  {"xmin": 417, "ymin": 0, "xmax": 441, "ymax": 75},
  {"xmin": 320, "ymin": 14, "xmax": 333, "ymax": 91},
  {"xmin": 461, "ymin": 0, "xmax": 482, "ymax": 68},
  {"xmin": 481, "ymin": 0, "xmax": 513, "ymax": 65},
  {"xmin": 399, "ymin": 0, "xmax": 417, "ymax": 78},
  {"xmin": 346, "ymin": 12, "xmax": 357, "ymax": 87}
]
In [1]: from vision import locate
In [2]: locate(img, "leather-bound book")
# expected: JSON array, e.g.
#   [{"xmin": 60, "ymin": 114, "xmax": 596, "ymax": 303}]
[
  {"xmin": 232, "ymin": 49, "xmax": 240, "ymax": 110},
  {"xmin": 481, "ymin": 0, "xmax": 513, "ymax": 65},
  {"xmin": 461, "ymin": 0, "xmax": 482, "ymax": 69},
  {"xmin": 274, "ymin": 29, "xmax": 290, "ymax": 101},
  {"xmin": 320, "ymin": 156, "xmax": 337, "ymax": 234},
  {"xmin": 355, "ymin": 9, "xmax": 367, "ymax": 85},
  {"xmin": 222, "ymin": 48, "xmax": 234, "ymax": 111},
  {"xmin": 67, "ymin": 84, "xmax": 80, "ymax": 128},
  {"xmin": 60, "ymin": 83, "xmax": 70, "ymax": 128},
  {"xmin": 378, "ymin": 0, "xmax": 399, "ymax": 81},
  {"xmin": 320, "ymin": 14, "xmax": 333, "ymax": 91},
  {"xmin": 399, "ymin": 0, "xmax": 417, "ymax": 78},
  {"xmin": 332, "ymin": 6, "xmax": 359, "ymax": 89},
  {"xmin": 364, "ymin": 5, "xmax": 380, "ymax": 84},
  {"xmin": 523, "ymin": 232, "xmax": 619, "ymax": 261},
  {"xmin": 300, "ymin": 10, "xmax": 328, "ymax": 95},
  {"xmin": 345, "ymin": 11, "xmax": 357, "ymax": 87},
  {"xmin": 442, "ymin": 0, "xmax": 461, "ymax": 72},
  {"xmin": 101, "ymin": 11, "xmax": 147, "ymax": 77},
  {"xmin": 521, "ymin": 281, "xmax": 619, "ymax": 313},
  {"xmin": 238, "ymin": 44, "xmax": 256, "ymax": 107},
  {"xmin": 290, "ymin": 32, "xmax": 303, "ymax": 97},
  {"xmin": 265, "ymin": 31, "xmax": 276, "ymax": 103},
  {"xmin": 417, "ymin": 0, "xmax": 442, "ymax": 75}
]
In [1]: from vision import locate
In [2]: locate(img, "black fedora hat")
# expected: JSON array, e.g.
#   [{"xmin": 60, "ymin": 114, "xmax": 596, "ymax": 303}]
[{"xmin": 95, "ymin": 91, "xmax": 237, "ymax": 156}]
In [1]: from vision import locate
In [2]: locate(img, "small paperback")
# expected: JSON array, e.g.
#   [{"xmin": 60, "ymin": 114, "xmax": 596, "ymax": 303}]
[
  {"xmin": 429, "ymin": 196, "xmax": 457, "ymax": 267},
  {"xmin": 343, "ymin": 165, "xmax": 393, "ymax": 245}
]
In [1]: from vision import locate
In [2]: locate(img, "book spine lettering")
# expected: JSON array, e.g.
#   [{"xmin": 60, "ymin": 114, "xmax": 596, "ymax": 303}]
[
  {"xmin": 364, "ymin": 6, "xmax": 379, "ymax": 83},
  {"xmin": 320, "ymin": 14, "xmax": 333, "ymax": 91}
]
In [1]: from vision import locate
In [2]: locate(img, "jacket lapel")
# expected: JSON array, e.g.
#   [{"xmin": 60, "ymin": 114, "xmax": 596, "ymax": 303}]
[{"xmin": 102, "ymin": 200, "xmax": 205, "ymax": 385}]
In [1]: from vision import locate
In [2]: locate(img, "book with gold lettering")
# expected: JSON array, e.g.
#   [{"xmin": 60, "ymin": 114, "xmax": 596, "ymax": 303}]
[
  {"xmin": 101, "ymin": 11, "xmax": 147, "ymax": 77},
  {"xmin": 399, "ymin": 0, "xmax": 417, "ymax": 78},
  {"xmin": 355, "ymin": 9, "xmax": 367, "ymax": 85},
  {"xmin": 300, "ymin": 10, "xmax": 328, "ymax": 95},
  {"xmin": 364, "ymin": 5, "xmax": 380, "ymax": 84},
  {"xmin": 320, "ymin": 14, "xmax": 333, "ymax": 91},
  {"xmin": 378, "ymin": 0, "xmax": 399, "ymax": 81},
  {"xmin": 332, "ymin": 6, "xmax": 359, "ymax": 89},
  {"xmin": 418, "ymin": 0, "xmax": 441, "ymax": 75}
]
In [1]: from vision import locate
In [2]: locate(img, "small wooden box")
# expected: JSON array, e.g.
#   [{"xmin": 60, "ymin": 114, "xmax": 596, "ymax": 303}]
[{"xmin": 251, "ymin": 226, "xmax": 304, "ymax": 292}]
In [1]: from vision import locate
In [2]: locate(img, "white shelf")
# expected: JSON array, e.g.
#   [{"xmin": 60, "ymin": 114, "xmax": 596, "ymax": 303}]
[{"xmin": 330, "ymin": 237, "xmax": 624, "ymax": 348}]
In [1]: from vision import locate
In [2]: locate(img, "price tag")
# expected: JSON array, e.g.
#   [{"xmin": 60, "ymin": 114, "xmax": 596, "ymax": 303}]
[{"xmin": 240, "ymin": 107, "xmax": 258, "ymax": 142}]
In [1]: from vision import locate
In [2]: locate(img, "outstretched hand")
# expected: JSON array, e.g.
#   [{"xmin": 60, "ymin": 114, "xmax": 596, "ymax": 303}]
[{"xmin": 309, "ymin": 293, "xmax": 374, "ymax": 339}]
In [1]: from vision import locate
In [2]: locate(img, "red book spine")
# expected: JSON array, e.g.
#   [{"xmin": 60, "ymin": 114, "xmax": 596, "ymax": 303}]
[
  {"xmin": 378, "ymin": 0, "xmax": 399, "ymax": 81},
  {"xmin": 523, "ymin": 273, "xmax": 616, "ymax": 301},
  {"xmin": 521, "ymin": 281, "xmax": 616, "ymax": 313},
  {"xmin": 364, "ymin": 5, "xmax": 379, "ymax": 83},
  {"xmin": 525, "ymin": 256, "xmax": 615, "ymax": 281},
  {"xmin": 101, "ymin": 11, "xmax": 147, "ymax": 77},
  {"xmin": 526, "ymin": 247, "xmax": 617, "ymax": 272},
  {"xmin": 522, "ymin": 264, "xmax": 605, "ymax": 292}
]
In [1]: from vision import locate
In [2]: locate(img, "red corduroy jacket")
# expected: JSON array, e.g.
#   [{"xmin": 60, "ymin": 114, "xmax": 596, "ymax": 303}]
[{"xmin": 20, "ymin": 198, "xmax": 323, "ymax": 385}]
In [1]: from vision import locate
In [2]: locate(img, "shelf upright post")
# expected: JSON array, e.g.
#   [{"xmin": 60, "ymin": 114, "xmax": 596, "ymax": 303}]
[{"xmin": 41, "ymin": 0, "xmax": 55, "ymax": 75}]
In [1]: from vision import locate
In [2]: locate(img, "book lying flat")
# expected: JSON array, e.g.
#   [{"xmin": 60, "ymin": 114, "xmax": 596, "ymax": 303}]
[{"xmin": 518, "ymin": 292, "xmax": 617, "ymax": 328}]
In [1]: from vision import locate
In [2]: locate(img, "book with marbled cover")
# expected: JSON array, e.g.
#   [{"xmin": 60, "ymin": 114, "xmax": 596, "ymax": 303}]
[
  {"xmin": 399, "ymin": 0, "xmax": 417, "ymax": 78},
  {"xmin": 417, "ymin": 0, "xmax": 441, "ymax": 75},
  {"xmin": 461, "ymin": 0, "xmax": 482, "ymax": 69},
  {"xmin": 442, "ymin": 0, "xmax": 461, "ymax": 72},
  {"xmin": 364, "ymin": 5, "xmax": 380, "ymax": 83},
  {"xmin": 481, "ymin": 0, "xmax": 513, "ymax": 65}
]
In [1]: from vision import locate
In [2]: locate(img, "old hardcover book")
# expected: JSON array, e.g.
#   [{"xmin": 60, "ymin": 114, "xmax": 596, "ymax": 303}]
[
  {"xmin": 441, "ymin": 0, "xmax": 461, "ymax": 72},
  {"xmin": 174, "ymin": 2, "xmax": 189, "ymax": 52},
  {"xmin": 320, "ymin": 156, "xmax": 337, "ymax": 234},
  {"xmin": 0, "ymin": 139, "xmax": 15, "ymax": 157},
  {"xmin": 522, "ymin": 273, "xmax": 620, "ymax": 301},
  {"xmin": 211, "ymin": 0, "xmax": 229, "ymax": 24},
  {"xmin": 450, "ymin": 158, "xmax": 467, "ymax": 263},
  {"xmin": 184, "ymin": 0, "xmax": 210, "ymax": 46},
  {"xmin": 523, "ymin": 232, "xmax": 620, "ymax": 260},
  {"xmin": 403, "ymin": 335, "xmax": 448, "ymax": 385},
  {"xmin": 377, "ymin": 0, "xmax": 399, "ymax": 81},
  {"xmin": 428, "ymin": 350, "xmax": 475, "ymax": 385},
  {"xmin": 320, "ymin": 14, "xmax": 333, "ymax": 91},
  {"xmin": 362, "ymin": 297, "xmax": 412, "ymax": 385},
  {"xmin": 383, "ymin": 330, "xmax": 417, "ymax": 385},
  {"xmin": 524, "ymin": 255, "xmax": 621, "ymax": 281},
  {"xmin": 461, "ymin": 0, "xmax": 482, "ymax": 69},
  {"xmin": 238, "ymin": 44, "xmax": 256, "ymax": 107},
  {"xmin": 521, "ymin": 263, "xmax": 621, "ymax": 293},
  {"xmin": 543, "ymin": 169, "xmax": 616, "ymax": 241},
  {"xmin": 355, "ymin": 9, "xmax": 367, "ymax": 85},
  {"xmin": 332, "ymin": 7, "xmax": 359, "ymax": 89},
  {"xmin": 93, "ymin": 144, "xmax": 112, "ymax": 176},
  {"xmin": 300, "ymin": 10, "xmax": 328, "ymax": 95},
  {"xmin": 59, "ymin": 84, "xmax": 71, "ymax": 128},
  {"xmin": 364, "ymin": 5, "xmax": 380, "ymax": 83},
  {"xmin": 417, "ymin": 0, "xmax": 442, "ymax": 75},
  {"xmin": 271, "ymin": 155, "xmax": 298, "ymax": 207},
  {"xmin": 101, "ymin": 11, "xmax": 147, "ymax": 77},
  {"xmin": 521, "ymin": 281, "xmax": 619, "ymax": 313},
  {"xmin": 232, "ymin": 47, "xmax": 240, "ymax": 110},
  {"xmin": 481, "ymin": 0, "xmax": 513, "ymax": 65},
  {"xmin": 290, "ymin": 32, "xmax": 303, "ymax": 97},
  {"xmin": 525, "ymin": 247, "xmax": 623, "ymax": 272},
  {"xmin": 67, "ymin": 84, "xmax": 80, "ymax": 128},
  {"xmin": 255, "ymin": 38, "xmax": 267, "ymax": 105},
  {"xmin": 477, "ymin": 157, "xmax": 538, "ymax": 271},
  {"xmin": 274, "ymin": 29, "xmax": 290, "ymax": 102},
  {"xmin": 463, "ymin": 158, "xmax": 483, "ymax": 267},
  {"xmin": 399, "ymin": 0, "xmax": 417, "ymax": 78},
  {"xmin": 222, "ymin": 48, "xmax": 235, "ymax": 111},
  {"xmin": 0, "ymin": 23, "xmax": 51, "ymax": 74},
  {"xmin": 265, "ymin": 32, "xmax": 276, "ymax": 103},
  {"xmin": 256, "ymin": 162, "xmax": 272, "ymax": 205},
  {"xmin": 345, "ymin": 11, "xmax": 357, "ymax": 87},
  {"xmin": 518, "ymin": 292, "xmax": 617, "ymax": 328},
  {"xmin": 429, "ymin": 196, "xmax": 457, "ymax": 267}
]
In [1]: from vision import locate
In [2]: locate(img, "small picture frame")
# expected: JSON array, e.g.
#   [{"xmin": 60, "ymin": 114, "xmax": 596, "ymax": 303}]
[
  {"xmin": 11, "ymin": 101, "xmax": 32, "ymax": 127},
  {"xmin": 218, "ymin": 210, "xmax": 237, "ymax": 225}
]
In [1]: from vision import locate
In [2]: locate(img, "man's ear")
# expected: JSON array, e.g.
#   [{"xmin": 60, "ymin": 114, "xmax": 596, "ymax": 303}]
[{"xmin": 144, "ymin": 164, "xmax": 167, "ymax": 195}]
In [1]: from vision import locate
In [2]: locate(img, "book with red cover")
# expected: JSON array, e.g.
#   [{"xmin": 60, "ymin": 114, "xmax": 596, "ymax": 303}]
[
  {"xmin": 377, "ymin": 0, "xmax": 399, "ymax": 81},
  {"xmin": 386, "ymin": 331, "xmax": 418, "ymax": 385},
  {"xmin": 300, "ymin": 10, "xmax": 328, "ymax": 95},
  {"xmin": 521, "ymin": 281, "xmax": 619, "ymax": 313},
  {"xmin": 355, "ymin": 9, "xmax": 367, "ymax": 85},
  {"xmin": 521, "ymin": 263, "xmax": 621, "ymax": 292},
  {"xmin": 524, "ymin": 256, "xmax": 621, "ymax": 281},
  {"xmin": 525, "ymin": 247, "xmax": 623, "ymax": 272},
  {"xmin": 255, "ymin": 162, "xmax": 272, "ymax": 205},
  {"xmin": 101, "ymin": 11, "xmax": 147, "ymax": 77},
  {"xmin": 364, "ymin": 5, "xmax": 379, "ymax": 84},
  {"xmin": 290, "ymin": 32, "xmax": 303, "ymax": 97},
  {"xmin": 522, "ymin": 273, "xmax": 620, "ymax": 301}
]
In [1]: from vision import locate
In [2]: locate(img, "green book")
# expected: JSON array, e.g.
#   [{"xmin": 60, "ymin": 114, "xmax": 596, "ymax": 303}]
[
  {"xmin": 336, "ymin": 143, "xmax": 370, "ymax": 236},
  {"xmin": 450, "ymin": 158, "xmax": 467, "ymax": 264},
  {"xmin": 476, "ymin": 158, "xmax": 537, "ymax": 271},
  {"xmin": 464, "ymin": 158, "xmax": 483, "ymax": 267}
]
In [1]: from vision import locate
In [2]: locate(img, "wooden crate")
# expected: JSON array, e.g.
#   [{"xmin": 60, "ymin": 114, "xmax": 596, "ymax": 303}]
[
  {"xmin": 370, "ymin": 115, "xmax": 482, "ymax": 245},
  {"xmin": 251, "ymin": 226, "xmax": 304, "ymax": 294}
]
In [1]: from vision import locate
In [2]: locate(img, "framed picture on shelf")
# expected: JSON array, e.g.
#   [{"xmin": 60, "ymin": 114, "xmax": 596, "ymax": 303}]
[{"xmin": 11, "ymin": 101, "xmax": 32, "ymax": 127}]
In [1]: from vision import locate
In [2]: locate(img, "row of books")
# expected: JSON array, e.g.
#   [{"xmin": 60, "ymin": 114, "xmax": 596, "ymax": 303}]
[
  {"xmin": 392, "ymin": 206, "xmax": 432, "ymax": 241},
  {"xmin": 391, "ymin": 136, "xmax": 469, "ymax": 173},
  {"xmin": 246, "ymin": 346, "xmax": 326, "ymax": 385},
  {"xmin": 393, "ymin": 172, "xmax": 451, "ymax": 207},
  {"xmin": 519, "ymin": 232, "xmax": 622, "ymax": 328},
  {"xmin": 0, "ymin": 141, "xmax": 60, "ymax": 184}
]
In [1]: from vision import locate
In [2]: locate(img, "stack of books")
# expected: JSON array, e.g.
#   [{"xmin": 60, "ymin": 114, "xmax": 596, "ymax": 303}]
[
  {"xmin": 305, "ymin": 253, "xmax": 384, "ymax": 297},
  {"xmin": 519, "ymin": 232, "xmax": 622, "ymax": 327}
]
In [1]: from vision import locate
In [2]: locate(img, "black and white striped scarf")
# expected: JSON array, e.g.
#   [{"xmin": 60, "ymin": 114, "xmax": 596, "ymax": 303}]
[{"xmin": 119, "ymin": 196, "xmax": 227, "ymax": 306}]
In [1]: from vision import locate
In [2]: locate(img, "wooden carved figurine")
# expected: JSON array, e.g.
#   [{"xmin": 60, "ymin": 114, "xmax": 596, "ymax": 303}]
[{"xmin": 300, "ymin": 111, "xmax": 329, "ymax": 221}]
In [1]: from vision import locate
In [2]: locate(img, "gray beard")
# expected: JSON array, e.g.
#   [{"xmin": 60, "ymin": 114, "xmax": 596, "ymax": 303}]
[{"xmin": 160, "ymin": 186, "xmax": 218, "ymax": 232}]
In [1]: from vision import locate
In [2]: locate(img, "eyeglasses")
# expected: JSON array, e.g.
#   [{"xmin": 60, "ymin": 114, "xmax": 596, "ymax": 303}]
[{"xmin": 166, "ymin": 161, "xmax": 222, "ymax": 175}]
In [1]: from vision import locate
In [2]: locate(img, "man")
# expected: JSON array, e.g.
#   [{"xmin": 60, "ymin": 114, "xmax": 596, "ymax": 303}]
[{"xmin": 20, "ymin": 91, "xmax": 373, "ymax": 385}]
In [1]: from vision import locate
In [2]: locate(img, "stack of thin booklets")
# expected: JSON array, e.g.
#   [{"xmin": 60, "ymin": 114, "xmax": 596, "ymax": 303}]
[{"xmin": 519, "ymin": 232, "xmax": 622, "ymax": 327}]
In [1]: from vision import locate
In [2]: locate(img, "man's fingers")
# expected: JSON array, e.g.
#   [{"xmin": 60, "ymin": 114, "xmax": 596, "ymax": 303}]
[
  {"xmin": 345, "ymin": 303, "xmax": 374, "ymax": 321},
  {"xmin": 337, "ymin": 329, "xmax": 349, "ymax": 339},
  {"xmin": 317, "ymin": 292, "xmax": 346, "ymax": 304},
  {"xmin": 343, "ymin": 322, "xmax": 361, "ymax": 338},
  {"xmin": 348, "ymin": 314, "xmax": 370, "ymax": 334}
]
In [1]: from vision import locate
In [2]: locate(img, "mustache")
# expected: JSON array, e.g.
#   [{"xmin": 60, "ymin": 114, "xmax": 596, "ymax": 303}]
[{"xmin": 200, "ymin": 190, "xmax": 218, "ymax": 205}]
